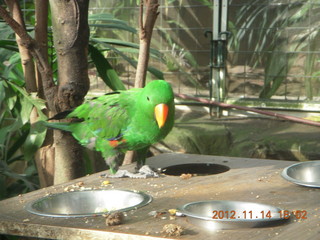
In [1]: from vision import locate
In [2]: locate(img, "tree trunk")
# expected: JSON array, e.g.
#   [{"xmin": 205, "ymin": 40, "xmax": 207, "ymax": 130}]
[
  {"xmin": 34, "ymin": 0, "xmax": 55, "ymax": 187},
  {"xmin": 49, "ymin": 0, "xmax": 90, "ymax": 184},
  {"xmin": 0, "ymin": 0, "xmax": 90, "ymax": 186}
]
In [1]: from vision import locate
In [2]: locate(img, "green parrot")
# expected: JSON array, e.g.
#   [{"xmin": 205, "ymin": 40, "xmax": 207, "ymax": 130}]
[{"xmin": 45, "ymin": 80, "xmax": 175, "ymax": 178}]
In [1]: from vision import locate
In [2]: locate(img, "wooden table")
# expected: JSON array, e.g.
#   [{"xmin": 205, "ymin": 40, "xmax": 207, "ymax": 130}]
[{"xmin": 0, "ymin": 153, "xmax": 319, "ymax": 239}]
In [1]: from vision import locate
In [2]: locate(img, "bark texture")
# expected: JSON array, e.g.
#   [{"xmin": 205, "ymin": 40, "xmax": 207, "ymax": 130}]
[
  {"xmin": 34, "ymin": 0, "xmax": 49, "ymax": 99},
  {"xmin": 49, "ymin": 0, "xmax": 90, "ymax": 184}
]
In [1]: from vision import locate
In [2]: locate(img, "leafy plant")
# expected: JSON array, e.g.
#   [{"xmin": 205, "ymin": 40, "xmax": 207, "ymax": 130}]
[
  {"xmin": 228, "ymin": 0, "xmax": 320, "ymax": 100},
  {"xmin": 0, "ymin": 77, "xmax": 46, "ymax": 200},
  {"xmin": 88, "ymin": 13, "xmax": 166, "ymax": 90},
  {"xmin": 89, "ymin": 2, "xmax": 204, "ymax": 89},
  {"xmin": 0, "ymin": 18, "xmax": 46, "ymax": 199}
]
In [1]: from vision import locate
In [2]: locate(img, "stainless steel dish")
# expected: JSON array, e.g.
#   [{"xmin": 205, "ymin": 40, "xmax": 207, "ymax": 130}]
[
  {"xmin": 25, "ymin": 189, "xmax": 152, "ymax": 217},
  {"xmin": 281, "ymin": 160, "xmax": 320, "ymax": 188},
  {"xmin": 178, "ymin": 200, "xmax": 288, "ymax": 230}
]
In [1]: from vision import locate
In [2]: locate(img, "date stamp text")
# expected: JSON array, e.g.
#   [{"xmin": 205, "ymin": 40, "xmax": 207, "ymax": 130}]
[{"xmin": 212, "ymin": 210, "xmax": 307, "ymax": 220}]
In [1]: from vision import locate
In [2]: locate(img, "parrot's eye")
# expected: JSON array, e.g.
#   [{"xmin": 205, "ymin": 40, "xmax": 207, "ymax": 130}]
[{"xmin": 147, "ymin": 96, "xmax": 150, "ymax": 101}]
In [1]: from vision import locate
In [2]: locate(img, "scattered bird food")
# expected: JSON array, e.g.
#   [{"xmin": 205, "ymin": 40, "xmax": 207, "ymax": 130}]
[
  {"xmin": 104, "ymin": 212, "xmax": 124, "ymax": 226},
  {"xmin": 162, "ymin": 223, "xmax": 184, "ymax": 237}
]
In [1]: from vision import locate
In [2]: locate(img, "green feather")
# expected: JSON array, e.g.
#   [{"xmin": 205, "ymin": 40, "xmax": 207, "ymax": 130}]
[{"xmin": 44, "ymin": 80, "xmax": 175, "ymax": 173}]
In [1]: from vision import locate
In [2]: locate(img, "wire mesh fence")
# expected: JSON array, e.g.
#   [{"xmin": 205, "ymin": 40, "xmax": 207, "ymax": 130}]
[
  {"xmin": 228, "ymin": 0, "xmax": 320, "ymax": 102},
  {"xmin": 14, "ymin": 0, "xmax": 320, "ymax": 108},
  {"xmin": 88, "ymin": 0, "xmax": 212, "ymax": 97},
  {"xmin": 89, "ymin": 0, "xmax": 320, "ymax": 109}
]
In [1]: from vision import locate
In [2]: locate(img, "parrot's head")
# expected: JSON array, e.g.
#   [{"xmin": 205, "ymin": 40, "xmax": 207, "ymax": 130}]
[{"xmin": 139, "ymin": 80, "xmax": 175, "ymax": 129}]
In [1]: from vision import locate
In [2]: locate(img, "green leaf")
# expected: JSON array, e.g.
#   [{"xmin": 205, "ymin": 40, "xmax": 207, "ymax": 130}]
[
  {"xmin": 259, "ymin": 52, "xmax": 288, "ymax": 98},
  {"xmin": 89, "ymin": 13, "xmax": 136, "ymax": 33},
  {"xmin": 24, "ymin": 164, "xmax": 38, "ymax": 178},
  {"xmin": 8, "ymin": 51, "xmax": 22, "ymax": 65},
  {"xmin": 146, "ymin": 65, "xmax": 164, "ymax": 80},
  {"xmin": 95, "ymin": 41, "xmax": 165, "ymax": 80},
  {"xmin": 7, "ymin": 130, "xmax": 29, "ymax": 163},
  {"xmin": 0, "ymin": 81, "xmax": 5, "ymax": 103},
  {"xmin": 92, "ymin": 38, "xmax": 163, "ymax": 60},
  {"xmin": 88, "ymin": 13, "xmax": 114, "ymax": 21},
  {"xmin": 19, "ymin": 96, "xmax": 34, "ymax": 125},
  {"xmin": 23, "ymin": 124, "xmax": 47, "ymax": 162},
  {"xmin": 2, "ymin": 52, "xmax": 24, "ymax": 81},
  {"xmin": 0, "ymin": 118, "xmax": 22, "ymax": 146},
  {"xmin": 89, "ymin": 44, "xmax": 126, "ymax": 91},
  {"xmin": 2, "ymin": 80, "xmax": 47, "ymax": 162},
  {"xmin": 6, "ymin": 91, "xmax": 17, "ymax": 110},
  {"xmin": 89, "ymin": 23, "xmax": 137, "ymax": 34},
  {"xmin": 92, "ymin": 37, "xmax": 139, "ymax": 48},
  {"xmin": 0, "ymin": 40, "xmax": 19, "ymax": 52},
  {"xmin": 0, "ymin": 22, "xmax": 15, "ymax": 39},
  {"xmin": 7, "ymin": 81, "xmax": 47, "ymax": 120},
  {"xmin": 0, "ymin": 161, "xmax": 37, "ymax": 191}
]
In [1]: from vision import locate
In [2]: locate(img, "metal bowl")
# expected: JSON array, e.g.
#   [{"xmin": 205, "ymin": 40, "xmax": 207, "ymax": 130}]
[
  {"xmin": 25, "ymin": 189, "xmax": 152, "ymax": 217},
  {"xmin": 282, "ymin": 160, "xmax": 320, "ymax": 188},
  {"xmin": 178, "ymin": 200, "xmax": 288, "ymax": 230}
]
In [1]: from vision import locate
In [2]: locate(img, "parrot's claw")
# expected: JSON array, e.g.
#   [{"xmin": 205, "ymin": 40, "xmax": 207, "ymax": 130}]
[
  {"xmin": 102, "ymin": 165, "xmax": 159, "ymax": 179},
  {"xmin": 138, "ymin": 165, "xmax": 159, "ymax": 178}
]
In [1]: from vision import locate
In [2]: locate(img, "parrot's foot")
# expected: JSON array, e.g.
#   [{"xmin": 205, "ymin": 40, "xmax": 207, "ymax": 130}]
[
  {"xmin": 138, "ymin": 165, "xmax": 159, "ymax": 178},
  {"xmin": 102, "ymin": 165, "xmax": 159, "ymax": 179}
]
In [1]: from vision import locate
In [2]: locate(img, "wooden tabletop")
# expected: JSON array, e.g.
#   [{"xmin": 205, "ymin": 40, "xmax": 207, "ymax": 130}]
[{"xmin": 0, "ymin": 153, "xmax": 319, "ymax": 239}]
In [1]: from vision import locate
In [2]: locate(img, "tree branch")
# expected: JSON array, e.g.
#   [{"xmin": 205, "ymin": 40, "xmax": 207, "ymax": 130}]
[
  {"xmin": 35, "ymin": 0, "xmax": 49, "ymax": 100},
  {"xmin": 139, "ymin": 1, "xmax": 145, "ymax": 40},
  {"xmin": 134, "ymin": 0, "xmax": 159, "ymax": 88},
  {"xmin": 0, "ymin": 5, "xmax": 30, "ymax": 42},
  {"xmin": 5, "ymin": 0, "xmax": 37, "ymax": 93},
  {"xmin": 0, "ymin": 5, "xmax": 57, "ymax": 112}
]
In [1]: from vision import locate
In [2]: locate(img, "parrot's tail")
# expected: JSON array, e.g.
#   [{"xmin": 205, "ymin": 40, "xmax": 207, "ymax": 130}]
[{"xmin": 37, "ymin": 120, "xmax": 72, "ymax": 132}]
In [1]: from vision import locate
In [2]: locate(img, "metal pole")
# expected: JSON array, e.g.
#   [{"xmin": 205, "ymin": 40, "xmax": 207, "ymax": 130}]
[
  {"xmin": 210, "ymin": 0, "xmax": 229, "ymax": 117},
  {"xmin": 220, "ymin": 0, "xmax": 228, "ymax": 101},
  {"xmin": 212, "ymin": 0, "xmax": 221, "ymax": 116}
]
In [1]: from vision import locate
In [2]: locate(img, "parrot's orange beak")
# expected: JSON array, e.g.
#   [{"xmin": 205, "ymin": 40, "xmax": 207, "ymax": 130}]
[{"xmin": 155, "ymin": 103, "xmax": 168, "ymax": 128}]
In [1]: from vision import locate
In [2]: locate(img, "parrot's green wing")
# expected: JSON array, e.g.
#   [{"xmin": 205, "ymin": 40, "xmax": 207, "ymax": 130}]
[{"xmin": 63, "ymin": 91, "xmax": 136, "ymax": 158}]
